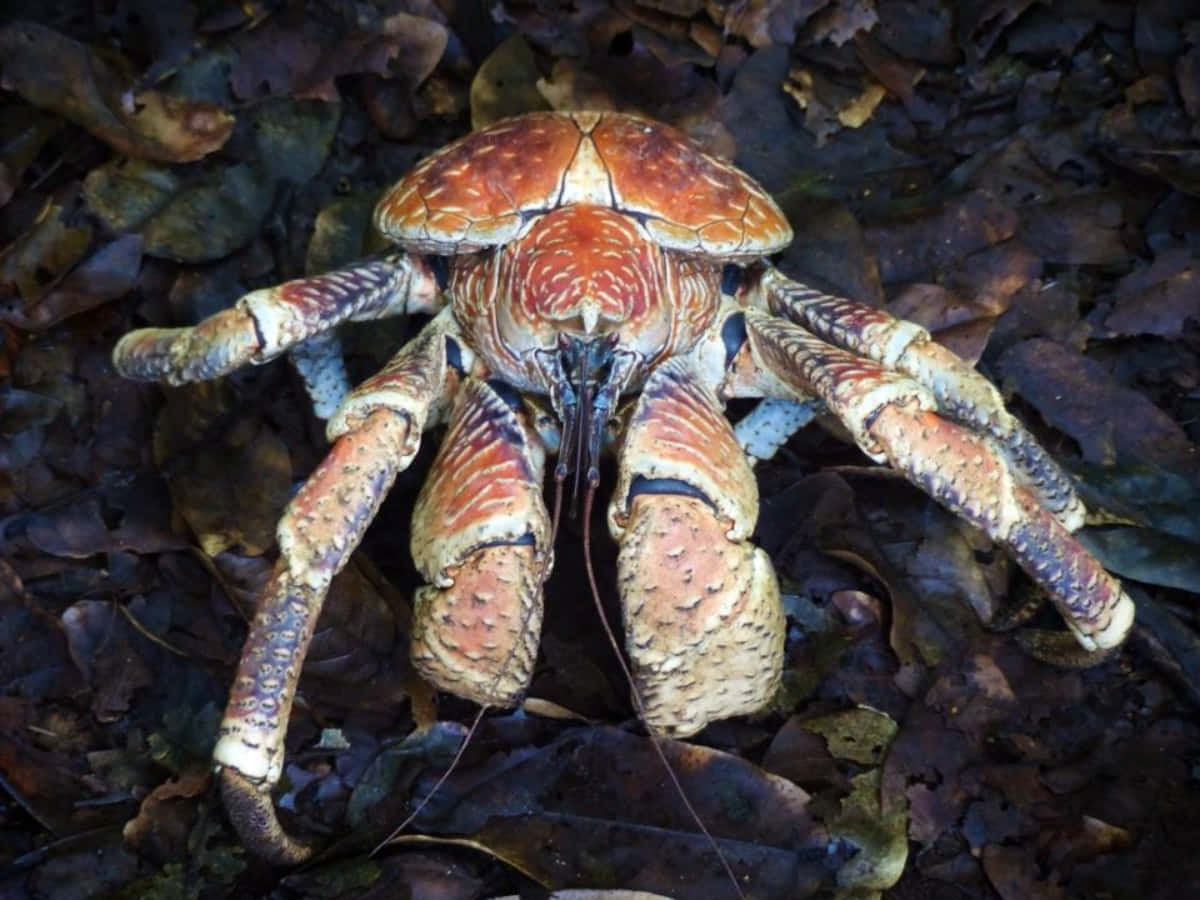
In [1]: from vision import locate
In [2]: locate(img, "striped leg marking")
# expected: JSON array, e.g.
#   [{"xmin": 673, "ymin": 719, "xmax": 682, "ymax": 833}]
[
  {"xmin": 409, "ymin": 379, "xmax": 551, "ymax": 708},
  {"xmin": 746, "ymin": 309, "xmax": 1134, "ymax": 651}
]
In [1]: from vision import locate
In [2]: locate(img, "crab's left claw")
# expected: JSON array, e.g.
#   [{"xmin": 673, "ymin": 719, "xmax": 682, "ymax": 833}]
[
  {"xmin": 409, "ymin": 378, "xmax": 552, "ymax": 707},
  {"xmin": 609, "ymin": 358, "xmax": 785, "ymax": 737}
]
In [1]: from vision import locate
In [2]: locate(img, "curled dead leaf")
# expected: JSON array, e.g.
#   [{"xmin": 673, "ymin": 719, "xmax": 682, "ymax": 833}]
[
  {"xmin": 997, "ymin": 338, "xmax": 1198, "ymax": 474},
  {"xmin": 0, "ymin": 21, "xmax": 233, "ymax": 163},
  {"xmin": 0, "ymin": 234, "xmax": 142, "ymax": 331}
]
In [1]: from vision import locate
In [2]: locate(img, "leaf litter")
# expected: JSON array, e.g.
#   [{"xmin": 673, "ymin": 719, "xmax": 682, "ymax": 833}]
[{"xmin": 1, "ymin": 1, "xmax": 1199, "ymax": 898}]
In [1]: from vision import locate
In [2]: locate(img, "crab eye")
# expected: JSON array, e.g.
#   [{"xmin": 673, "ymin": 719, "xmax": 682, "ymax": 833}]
[
  {"xmin": 720, "ymin": 263, "xmax": 743, "ymax": 296},
  {"xmin": 428, "ymin": 255, "xmax": 451, "ymax": 290},
  {"xmin": 720, "ymin": 312, "xmax": 748, "ymax": 366}
]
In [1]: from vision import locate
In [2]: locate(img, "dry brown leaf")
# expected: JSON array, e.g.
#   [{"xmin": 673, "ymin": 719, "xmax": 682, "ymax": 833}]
[
  {"xmin": 808, "ymin": 0, "xmax": 880, "ymax": 46},
  {"xmin": 122, "ymin": 763, "xmax": 212, "ymax": 860},
  {"xmin": 0, "ymin": 200, "xmax": 92, "ymax": 305},
  {"xmin": 997, "ymin": 337, "xmax": 1199, "ymax": 474},
  {"xmin": 866, "ymin": 190, "xmax": 1019, "ymax": 283},
  {"xmin": 297, "ymin": 13, "xmax": 448, "ymax": 103},
  {"xmin": 0, "ymin": 235, "xmax": 142, "ymax": 331},
  {"xmin": 0, "ymin": 22, "xmax": 233, "ymax": 163},
  {"xmin": 721, "ymin": 0, "xmax": 829, "ymax": 48},
  {"xmin": 886, "ymin": 282, "xmax": 998, "ymax": 364},
  {"xmin": 1106, "ymin": 247, "xmax": 1200, "ymax": 339}
]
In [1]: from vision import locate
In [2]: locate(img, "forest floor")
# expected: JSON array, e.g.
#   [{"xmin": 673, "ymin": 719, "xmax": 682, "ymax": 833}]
[{"xmin": 2, "ymin": 1, "xmax": 1199, "ymax": 898}]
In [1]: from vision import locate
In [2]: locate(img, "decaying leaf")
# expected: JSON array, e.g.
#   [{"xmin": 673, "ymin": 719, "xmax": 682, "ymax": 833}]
[
  {"xmin": 396, "ymin": 726, "xmax": 841, "ymax": 897},
  {"xmin": 1105, "ymin": 247, "xmax": 1200, "ymax": 339},
  {"xmin": 797, "ymin": 706, "xmax": 898, "ymax": 765},
  {"xmin": 84, "ymin": 157, "xmax": 273, "ymax": 263},
  {"xmin": 831, "ymin": 770, "xmax": 908, "ymax": 894},
  {"xmin": 471, "ymin": 34, "xmax": 550, "ymax": 129},
  {"xmin": 997, "ymin": 338, "xmax": 1199, "ymax": 474},
  {"xmin": 0, "ymin": 21, "xmax": 233, "ymax": 163},
  {"xmin": 81, "ymin": 99, "xmax": 338, "ymax": 262},
  {"xmin": 1, "ymin": 234, "xmax": 142, "ymax": 331},
  {"xmin": 0, "ymin": 200, "xmax": 92, "ymax": 306},
  {"xmin": 152, "ymin": 382, "xmax": 292, "ymax": 556}
]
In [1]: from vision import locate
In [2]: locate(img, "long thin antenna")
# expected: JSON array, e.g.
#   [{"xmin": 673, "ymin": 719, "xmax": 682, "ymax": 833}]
[
  {"xmin": 372, "ymin": 704, "xmax": 488, "ymax": 855},
  {"xmin": 580, "ymin": 486, "xmax": 748, "ymax": 900}
]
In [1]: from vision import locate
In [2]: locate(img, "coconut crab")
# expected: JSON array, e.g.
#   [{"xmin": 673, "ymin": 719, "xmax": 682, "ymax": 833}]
[{"xmin": 112, "ymin": 111, "xmax": 1134, "ymax": 862}]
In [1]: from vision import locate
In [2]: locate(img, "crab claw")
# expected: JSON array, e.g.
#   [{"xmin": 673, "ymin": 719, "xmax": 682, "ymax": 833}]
[
  {"xmin": 409, "ymin": 379, "xmax": 552, "ymax": 707},
  {"xmin": 609, "ymin": 358, "xmax": 785, "ymax": 736}
]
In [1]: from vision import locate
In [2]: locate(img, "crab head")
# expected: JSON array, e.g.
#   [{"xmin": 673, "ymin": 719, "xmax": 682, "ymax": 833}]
[{"xmin": 451, "ymin": 203, "xmax": 724, "ymax": 490}]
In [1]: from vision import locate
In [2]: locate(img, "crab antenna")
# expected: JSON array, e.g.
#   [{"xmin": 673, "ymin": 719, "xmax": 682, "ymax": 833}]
[
  {"xmin": 547, "ymin": 469, "xmax": 565, "ymax": 582},
  {"xmin": 571, "ymin": 352, "xmax": 590, "ymax": 513},
  {"xmin": 553, "ymin": 333, "xmax": 616, "ymax": 517},
  {"xmin": 579, "ymin": 485, "xmax": 747, "ymax": 900},
  {"xmin": 372, "ymin": 704, "xmax": 488, "ymax": 855}
]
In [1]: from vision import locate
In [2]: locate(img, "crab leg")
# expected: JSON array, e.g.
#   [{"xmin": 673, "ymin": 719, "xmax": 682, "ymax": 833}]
[
  {"xmin": 215, "ymin": 322, "xmax": 450, "ymax": 864},
  {"xmin": 409, "ymin": 379, "xmax": 551, "ymax": 707},
  {"xmin": 757, "ymin": 267, "xmax": 1086, "ymax": 531},
  {"xmin": 745, "ymin": 309, "xmax": 1135, "ymax": 652},
  {"xmin": 111, "ymin": 254, "xmax": 440, "ymax": 385},
  {"xmin": 609, "ymin": 357, "xmax": 785, "ymax": 737}
]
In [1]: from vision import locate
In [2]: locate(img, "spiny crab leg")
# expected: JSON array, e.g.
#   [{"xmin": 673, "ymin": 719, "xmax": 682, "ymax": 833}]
[
  {"xmin": 744, "ymin": 308, "xmax": 1135, "ymax": 652},
  {"xmin": 111, "ymin": 254, "xmax": 440, "ymax": 385},
  {"xmin": 409, "ymin": 379, "xmax": 552, "ymax": 707},
  {"xmin": 215, "ymin": 321, "xmax": 451, "ymax": 864},
  {"xmin": 287, "ymin": 331, "xmax": 352, "ymax": 420},
  {"xmin": 609, "ymin": 357, "xmax": 785, "ymax": 737},
  {"xmin": 757, "ymin": 267, "xmax": 1086, "ymax": 531}
]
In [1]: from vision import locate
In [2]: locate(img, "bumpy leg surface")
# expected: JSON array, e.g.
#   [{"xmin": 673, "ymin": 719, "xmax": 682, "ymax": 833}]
[
  {"xmin": 758, "ymin": 267, "xmax": 1085, "ymax": 530},
  {"xmin": 213, "ymin": 326, "xmax": 448, "ymax": 864},
  {"xmin": 112, "ymin": 254, "xmax": 439, "ymax": 384},
  {"xmin": 409, "ymin": 379, "xmax": 551, "ymax": 709},
  {"xmin": 745, "ymin": 308, "xmax": 1135, "ymax": 651},
  {"xmin": 610, "ymin": 357, "xmax": 785, "ymax": 738}
]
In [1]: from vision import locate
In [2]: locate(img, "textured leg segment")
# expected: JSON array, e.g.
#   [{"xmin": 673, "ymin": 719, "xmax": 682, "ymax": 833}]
[
  {"xmin": 410, "ymin": 379, "xmax": 551, "ymax": 708},
  {"xmin": 112, "ymin": 254, "xmax": 439, "ymax": 384},
  {"xmin": 612, "ymin": 358, "xmax": 785, "ymax": 737},
  {"xmin": 288, "ymin": 332, "xmax": 351, "ymax": 420},
  {"xmin": 326, "ymin": 316, "xmax": 449, "ymax": 441},
  {"xmin": 213, "ymin": 408, "xmax": 416, "ymax": 861},
  {"xmin": 760, "ymin": 268, "xmax": 1085, "ymax": 530},
  {"xmin": 213, "ymin": 328, "xmax": 447, "ymax": 862},
  {"xmin": 868, "ymin": 405, "xmax": 1133, "ymax": 649},
  {"xmin": 746, "ymin": 311, "xmax": 1134, "ymax": 651}
]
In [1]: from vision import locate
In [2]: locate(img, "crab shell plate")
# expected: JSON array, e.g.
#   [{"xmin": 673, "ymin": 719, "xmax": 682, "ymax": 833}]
[{"xmin": 374, "ymin": 111, "xmax": 793, "ymax": 261}]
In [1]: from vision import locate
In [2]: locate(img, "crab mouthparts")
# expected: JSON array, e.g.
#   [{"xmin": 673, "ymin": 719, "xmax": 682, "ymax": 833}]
[{"xmin": 553, "ymin": 332, "xmax": 620, "ymax": 508}]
